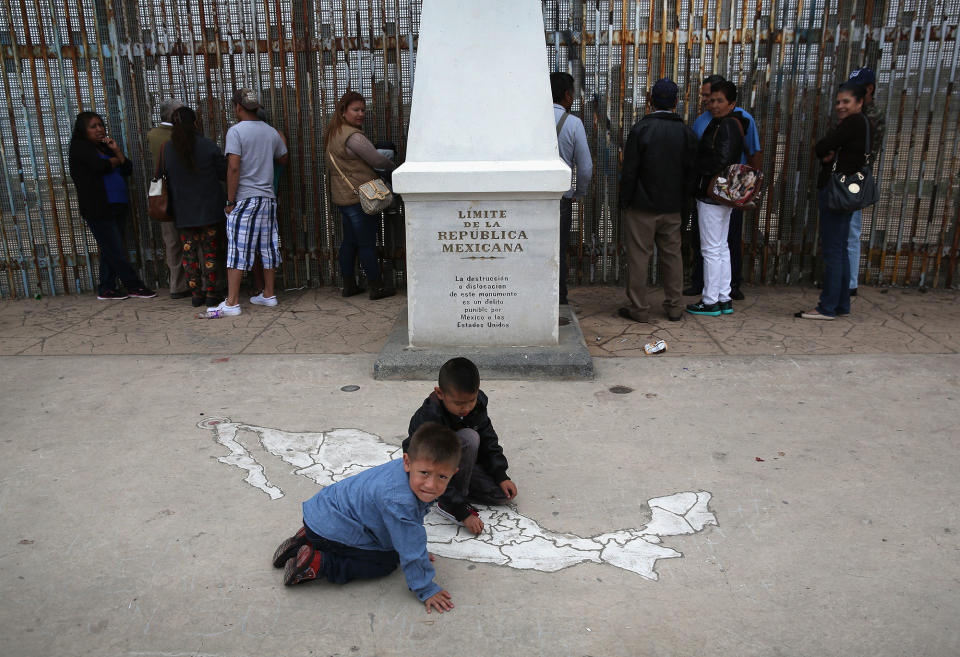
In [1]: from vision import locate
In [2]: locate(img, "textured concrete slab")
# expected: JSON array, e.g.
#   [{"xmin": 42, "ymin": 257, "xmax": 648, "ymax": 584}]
[
  {"xmin": 1, "ymin": 353, "xmax": 958, "ymax": 657},
  {"xmin": 2, "ymin": 284, "xmax": 958, "ymax": 358},
  {"xmin": 373, "ymin": 305, "xmax": 594, "ymax": 380}
]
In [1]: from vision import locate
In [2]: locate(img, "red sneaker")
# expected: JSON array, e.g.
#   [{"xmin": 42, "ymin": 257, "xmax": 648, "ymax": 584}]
[
  {"xmin": 284, "ymin": 544, "xmax": 323, "ymax": 586},
  {"xmin": 272, "ymin": 526, "xmax": 307, "ymax": 568}
]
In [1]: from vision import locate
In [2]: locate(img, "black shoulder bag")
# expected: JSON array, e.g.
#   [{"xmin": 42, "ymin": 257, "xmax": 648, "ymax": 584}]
[{"xmin": 824, "ymin": 113, "xmax": 878, "ymax": 212}]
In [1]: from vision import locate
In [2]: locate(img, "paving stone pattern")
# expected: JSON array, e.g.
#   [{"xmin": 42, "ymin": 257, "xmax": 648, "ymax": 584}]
[{"xmin": 1, "ymin": 285, "xmax": 957, "ymax": 357}]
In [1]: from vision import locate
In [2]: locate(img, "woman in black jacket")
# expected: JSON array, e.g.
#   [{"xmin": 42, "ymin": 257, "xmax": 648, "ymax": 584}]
[
  {"xmin": 687, "ymin": 80, "xmax": 747, "ymax": 317},
  {"xmin": 68, "ymin": 112, "xmax": 155, "ymax": 300},
  {"xmin": 796, "ymin": 82, "xmax": 868, "ymax": 320},
  {"xmin": 162, "ymin": 106, "xmax": 227, "ymax": 308}
]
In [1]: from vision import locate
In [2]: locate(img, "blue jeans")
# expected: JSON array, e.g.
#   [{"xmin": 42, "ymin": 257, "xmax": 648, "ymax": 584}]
[
  {"xmin": 338, "ymin": 203, "xmax": 381, "ymax": 284},
  {"xmin": 84, "ymin": 203, "xmax": 144, "ymax": 294},
  {"xmin": 848, "ymin": 209, "xmax": 862, "ymax": 289},
  {"xmin": 817, "ymin": 189, "xmax": 852, "ymax": 317}
]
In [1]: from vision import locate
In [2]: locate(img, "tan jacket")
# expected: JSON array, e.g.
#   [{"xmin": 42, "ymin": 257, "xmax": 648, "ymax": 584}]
[
  {"xmin": 146, "ymin": 124, "xmax": 173, "ymax": 174},
  {"xmin": 326, "ymin": 126, "xmax": 376, "ymax": 207}
]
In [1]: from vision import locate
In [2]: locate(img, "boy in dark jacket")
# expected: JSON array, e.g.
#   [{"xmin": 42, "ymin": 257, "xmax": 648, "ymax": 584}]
[{"xmin": 403, "ymin": 357, "xmax": 517, "ymax": 535}]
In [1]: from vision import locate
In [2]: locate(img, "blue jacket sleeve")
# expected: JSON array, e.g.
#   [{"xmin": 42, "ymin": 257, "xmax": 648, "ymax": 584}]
[{"xmin": 384, "ymin": 503, "xmax": 442, "ymax": 602}]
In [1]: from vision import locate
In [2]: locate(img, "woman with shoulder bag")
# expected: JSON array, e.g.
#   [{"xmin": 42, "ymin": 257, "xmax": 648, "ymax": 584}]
[
  {"xmin": 324, "ymin": 91, "xmax": 397, "ymax": 300},
  {"xmin": 687, "ymin": 80, "xmax": 748, "ymax": 317},
  {"xmin": 68, "ymin": 112, "xmax": 156, "ymax": 300},
  {"xmin": 796, "ymin": 82, "xmax": 869, "ymax": 320},
  {"xmin": 162, "ymin": 106, "xmax": 228, "ymax": 308}
]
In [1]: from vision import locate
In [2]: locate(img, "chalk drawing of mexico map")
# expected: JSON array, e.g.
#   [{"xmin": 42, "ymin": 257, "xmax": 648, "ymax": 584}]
[{"xmin": 201, "ymin": 418, "xmax": 718, "ymax": 580}]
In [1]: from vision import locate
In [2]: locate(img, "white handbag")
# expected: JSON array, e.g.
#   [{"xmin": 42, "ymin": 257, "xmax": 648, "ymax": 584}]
[{"xmin": 329, "ymin": 152, "xmax": 393, "ymax": 214}]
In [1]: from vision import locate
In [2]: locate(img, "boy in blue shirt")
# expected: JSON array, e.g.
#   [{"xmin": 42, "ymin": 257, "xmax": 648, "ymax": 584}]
[{"xmin": 271, "ymin": 422, "xmax": 461, "ymax": 613}]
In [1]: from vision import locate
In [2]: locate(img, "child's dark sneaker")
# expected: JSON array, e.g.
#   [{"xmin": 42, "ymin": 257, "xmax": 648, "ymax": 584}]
[
  {"xmin": 433, "ymin": 501, "xmax": 460, "ymax": 523},
  {"xmin": 272, "ymin": 526, "xmax": 308, "ymax": 568},
  {"xmin": 284, "ymin": 544, "xmax": 323, "ymax": 586},
  {"xmin": 434, "ymin": 500, "xmax": 480, "ymax": 524}
]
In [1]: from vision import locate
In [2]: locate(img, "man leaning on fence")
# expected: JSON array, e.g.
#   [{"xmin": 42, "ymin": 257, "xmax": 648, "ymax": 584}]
[
  {"xmin": 846, "ymin": 66, "xmax": 884, "ymax": 297},
  {"xmin": 551, "ymin": 72, "xmax": 593, "ymax": 306},
  {"xmin": 147, "ymin": 98, "xmax": 190, "ymax": 300},
  {"xmin": 209, "ymin": 88, "xmax": 289, "ymax": 318},
  {"xmin": 618, "ymin": 78, "xmax": 698, "ymax": 323}
]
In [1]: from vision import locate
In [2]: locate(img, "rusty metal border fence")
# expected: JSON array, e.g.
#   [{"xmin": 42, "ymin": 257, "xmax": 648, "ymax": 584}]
[{"xmin": 1, "ymin": 0, "xmax": 958, "ymax": 299}]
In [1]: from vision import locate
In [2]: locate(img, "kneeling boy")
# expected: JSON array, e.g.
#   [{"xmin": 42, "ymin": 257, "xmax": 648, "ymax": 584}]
[
  {"xmin": 405, "ymin": 357, "xmax": 518, "ymax": 536},
  {"xmin": 272, "ymin": 422, "xmax": 460, "ymax": 613}
]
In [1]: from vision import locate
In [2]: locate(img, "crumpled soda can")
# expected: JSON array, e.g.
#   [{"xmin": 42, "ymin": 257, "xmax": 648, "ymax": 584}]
[
  {"xmin": 644, "ymin": 339, "xmax": 667, "ymax": 355},
  {"xmin": 197, "ymin": 308, "xmax": 223, "ymax": 319}
]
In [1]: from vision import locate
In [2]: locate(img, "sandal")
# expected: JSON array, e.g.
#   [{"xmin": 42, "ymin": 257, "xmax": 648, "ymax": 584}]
[{"xmin": 794, "ymin": 309, "xmax": 835, "ymax": 320}]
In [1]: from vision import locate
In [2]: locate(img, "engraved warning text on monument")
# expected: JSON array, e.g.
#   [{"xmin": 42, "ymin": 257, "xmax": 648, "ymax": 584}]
[{"xmin": 449, "ymin": 274, "xmax": 518, "ymax": 328}]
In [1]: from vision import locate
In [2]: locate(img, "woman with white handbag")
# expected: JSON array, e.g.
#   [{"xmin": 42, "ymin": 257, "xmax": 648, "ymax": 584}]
[{"xmin": 324, "ymin": 91, "xmax": 397, "ymax": 300}]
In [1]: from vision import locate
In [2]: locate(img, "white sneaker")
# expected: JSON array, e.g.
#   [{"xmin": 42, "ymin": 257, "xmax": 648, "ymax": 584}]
[
  {"xmin": 208, "ymin": 300, "xmax": 241, "ymax": 316},
  {"xmin": 250, "ymin": 293, "xmax": 278, "ymax": 307}
]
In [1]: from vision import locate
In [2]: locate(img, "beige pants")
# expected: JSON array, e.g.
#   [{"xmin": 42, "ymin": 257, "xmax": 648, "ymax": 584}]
[
  {"xmin": 161, "ymin": 220, "xmax": 187, "ymax": 294},
  {"xmin": 622, "ymin": 208, "xmax": 683, "ymax": 320}
]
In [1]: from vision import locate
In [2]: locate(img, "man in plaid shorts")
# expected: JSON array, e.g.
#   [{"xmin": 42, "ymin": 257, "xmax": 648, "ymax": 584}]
[{"xmin": 211, "ymin": 88, "xmax": 289, "ymax": 316}]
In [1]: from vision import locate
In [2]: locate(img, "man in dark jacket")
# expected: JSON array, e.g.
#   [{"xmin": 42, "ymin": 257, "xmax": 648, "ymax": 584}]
[
  {"xmin": 618, "ymin": 78, "xmax": 698, "ymax": 322},
  {"xmin": 403, "ymin": 357, "xmax": 515, "ymax": 535}
]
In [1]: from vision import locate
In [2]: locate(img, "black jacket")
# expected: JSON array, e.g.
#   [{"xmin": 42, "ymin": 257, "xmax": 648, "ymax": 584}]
[
  {"xmin": 620, "ymin": 111, "xmax": 698, "ymax": 212},
  {"xmin": 68, "ymin": 138, "xmax": 133, "ymax": 219},
  {"xmin": 696, "ymin": 111, "xmax": 749, "ymax": 198},
  {"xmin": 815, "ymin": 113, "xmax": 868, "ymax": 189},
  {"xmin": 404, "ymin": 390, "xmax": 509, "ymax": 520},
  {"xmin": 162, "ymin": 137, "xmax": 228, "ymax": 228}
]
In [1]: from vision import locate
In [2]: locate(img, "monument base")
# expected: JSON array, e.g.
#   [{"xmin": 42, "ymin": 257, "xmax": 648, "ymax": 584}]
[{"xmin": 374, "ymin": 305, "xmax": 594, "ymax": 381}]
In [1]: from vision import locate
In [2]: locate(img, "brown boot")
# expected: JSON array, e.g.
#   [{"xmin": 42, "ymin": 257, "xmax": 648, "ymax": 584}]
[
  {"xmin": 341, "ymin": 281, "xmax": 366, "ymax": 297},
  {"xmin": 368, "ymin": 285, "xmax": 396, "ymax": 301}
]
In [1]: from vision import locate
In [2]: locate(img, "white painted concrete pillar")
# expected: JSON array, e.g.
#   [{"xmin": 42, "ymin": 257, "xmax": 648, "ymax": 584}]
[{"xmin": 394, "ymin": 0, "xmax": 571, "ymax": 347}]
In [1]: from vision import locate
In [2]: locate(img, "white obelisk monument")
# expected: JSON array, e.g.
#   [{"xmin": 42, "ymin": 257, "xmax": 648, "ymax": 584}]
[{"xmin": 393, "ymin": 0, "xmax": 571, "ymax": 347}]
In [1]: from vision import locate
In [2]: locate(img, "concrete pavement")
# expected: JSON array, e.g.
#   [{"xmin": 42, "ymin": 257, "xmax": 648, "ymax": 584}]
[
  {"xmin": 1, "ymin": 285, "xmax": 958, "ymax": 657},
  {"xmin": 1, "ymin": 284, "xmax": 958, "ymax": 357}
]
